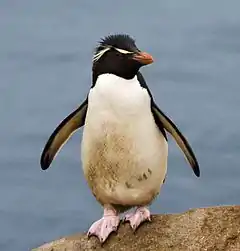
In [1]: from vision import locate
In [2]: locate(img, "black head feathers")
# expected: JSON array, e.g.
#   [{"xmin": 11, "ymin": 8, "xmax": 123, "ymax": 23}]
[
  {"xmin": 92, "ymin": 34, "xmax": 153, "ymax": 82},
  {"xmin": 95, "ymin": 34, "xmax": 139, "ymax": 54}
]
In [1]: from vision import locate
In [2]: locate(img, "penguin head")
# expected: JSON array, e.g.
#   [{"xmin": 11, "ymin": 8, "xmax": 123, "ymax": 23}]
[{"xmin": 92, "ymin": 34, "xmax": 154, "ymax": 80}]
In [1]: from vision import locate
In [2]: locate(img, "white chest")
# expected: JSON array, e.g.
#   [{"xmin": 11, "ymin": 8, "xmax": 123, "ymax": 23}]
[
  {"xmin": 87, "ymin": 74, "xmax": 151, "ymax": 121},
  {"xmin": 81, "ymin": 74, "xmax": 168, "ymax": 206},
  {"xmin": 82, "ymin": 73, "xmax": 166, "ymax": 164}
]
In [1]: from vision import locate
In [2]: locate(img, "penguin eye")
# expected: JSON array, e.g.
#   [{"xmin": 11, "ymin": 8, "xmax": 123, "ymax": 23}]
[{"xmin": 114, "ymin": 48, "xmax": 134, "ymax": 55}]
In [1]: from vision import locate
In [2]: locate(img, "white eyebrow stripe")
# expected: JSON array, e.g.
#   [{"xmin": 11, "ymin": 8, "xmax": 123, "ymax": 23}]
[
  {"xmin": 92, "ymin": 47, "xmax": 111, "ymax": 62},
  {"xmin": 92, "ymin": 47, "xmax": 134, "ymax": 63},
  {"xmin": 115, "ymin": 48, "xmax": 134, "ymax": 54}
]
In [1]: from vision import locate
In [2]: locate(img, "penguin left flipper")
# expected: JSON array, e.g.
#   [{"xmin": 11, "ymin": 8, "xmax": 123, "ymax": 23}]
[
  {"xmin": 40, "ymin": 99, "xmax": 88, "ymax": 170},
  {"xmin": 152, "ymin": 102, "xmax": 200, "ymax": 177},
  {"xmin": 136, "ymin": 72, "xmax": 200, "ymax": 177}
]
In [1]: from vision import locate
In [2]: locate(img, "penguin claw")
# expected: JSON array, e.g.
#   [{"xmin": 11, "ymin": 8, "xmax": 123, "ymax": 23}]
[
  {"xmin": 87, "ymin": 210, "xmax": 120, "ymax": 243},
  {"xmin": 124, "ymin": 207, "xmax": 151, "ymax": 231}
]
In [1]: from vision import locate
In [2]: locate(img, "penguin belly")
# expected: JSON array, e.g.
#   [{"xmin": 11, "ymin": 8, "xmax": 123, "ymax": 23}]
[{"xmin": 81, "ymin": 74, "xmax": 168, "ymax": 209}]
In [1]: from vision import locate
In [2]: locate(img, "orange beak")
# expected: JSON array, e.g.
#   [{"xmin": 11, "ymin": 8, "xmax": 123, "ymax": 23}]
[{"xmin": 132, "ymin": 51, "xmax": 154, "ymax": 65}]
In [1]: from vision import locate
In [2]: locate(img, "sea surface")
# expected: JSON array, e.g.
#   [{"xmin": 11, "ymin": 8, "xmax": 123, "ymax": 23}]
[{"xmin": 0, "ymin": 1, "xmax": 240, "ymax": 250}]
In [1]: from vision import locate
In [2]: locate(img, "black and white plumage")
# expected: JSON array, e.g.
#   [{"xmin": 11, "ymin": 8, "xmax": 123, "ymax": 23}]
[{"xmin": 40, "ymin": 34, "xmax": 200, "ymax": 243}]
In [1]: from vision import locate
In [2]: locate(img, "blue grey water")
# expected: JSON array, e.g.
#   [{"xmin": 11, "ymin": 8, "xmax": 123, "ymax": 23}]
[{"xmin": 0, "ymin": 0, "xmax": 240, "ymax": 250}]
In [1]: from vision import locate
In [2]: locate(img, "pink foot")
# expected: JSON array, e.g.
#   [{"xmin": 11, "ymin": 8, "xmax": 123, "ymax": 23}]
[
  {"xmin": 124, "ymin": 207, "xmax": 151, "ymax": 231},
  {"xmin": 87, "ymin": 208, "xmax": 120, "ymax": 243}
]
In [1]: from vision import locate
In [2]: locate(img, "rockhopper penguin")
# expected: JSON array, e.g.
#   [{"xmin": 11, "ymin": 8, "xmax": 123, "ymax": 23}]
[{"xmin": 40, "ymin": 34, "xmax": 200, "ymax": 243}]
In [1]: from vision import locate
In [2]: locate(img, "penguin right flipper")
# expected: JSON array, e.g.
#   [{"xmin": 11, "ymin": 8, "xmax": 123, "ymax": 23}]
[
  {"xmin": 40, "ymin": 99, "xmax": 88, "ymax": 170},
  {"xmin": 152, "ymin": 102, "xmax": 200, "ymax": 177}
]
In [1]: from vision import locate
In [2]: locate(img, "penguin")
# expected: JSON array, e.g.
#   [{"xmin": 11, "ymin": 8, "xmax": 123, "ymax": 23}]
[{"xmin": 40, "ymin": 34, "xmax": 200, "ymax": 243}]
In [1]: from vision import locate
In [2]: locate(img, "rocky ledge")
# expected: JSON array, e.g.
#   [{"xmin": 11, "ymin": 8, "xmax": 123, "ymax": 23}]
[{"xmin": 33, "ymin": 205, "xmax": 240, "ymax": 251}]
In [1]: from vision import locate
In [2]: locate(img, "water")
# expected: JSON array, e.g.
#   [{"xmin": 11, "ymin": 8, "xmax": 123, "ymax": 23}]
[{"xmin": 0, "ymin": 1, "xmax": 240, "ymax": 250}]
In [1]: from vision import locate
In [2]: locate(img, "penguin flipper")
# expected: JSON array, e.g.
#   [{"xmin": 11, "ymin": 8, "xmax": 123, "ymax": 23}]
[
  {"xmin": 40, "ymin": 99, "xmax": 88, "ymax": 170},
  {"xmin": 152, "ymin": 102, "xmax": 200, "ymax": 177}
]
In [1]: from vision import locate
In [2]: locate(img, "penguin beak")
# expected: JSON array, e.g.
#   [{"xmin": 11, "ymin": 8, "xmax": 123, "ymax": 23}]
[{"xmin": 132, "ymin": 51, "xmax": 154, "ymax": 65}]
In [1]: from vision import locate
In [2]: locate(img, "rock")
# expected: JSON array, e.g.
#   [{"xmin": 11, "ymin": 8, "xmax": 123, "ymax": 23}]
[{"xmin": 33, "ymin": 205, "xmax": 240, "ymax": 251}]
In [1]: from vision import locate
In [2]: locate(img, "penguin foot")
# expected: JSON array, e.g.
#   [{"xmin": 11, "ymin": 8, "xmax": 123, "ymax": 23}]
[
  {"xmin": 123, "ymin": 206, "xmax": 151, "ymax": 231},
  {"xmin": 87, "ymin": 208, "xmax": 120, "ymax": 243}
]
